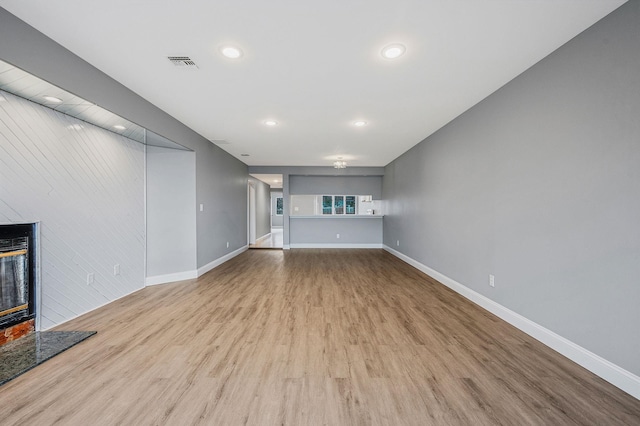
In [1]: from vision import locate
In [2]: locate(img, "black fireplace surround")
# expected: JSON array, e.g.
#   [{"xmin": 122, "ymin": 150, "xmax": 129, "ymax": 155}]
[{"xmin": 0, "ymin": 223, "xmax": 36, "ymax": 330}]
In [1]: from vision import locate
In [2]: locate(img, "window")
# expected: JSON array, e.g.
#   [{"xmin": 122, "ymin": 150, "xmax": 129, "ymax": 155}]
[
  {"xmin": 276, "ymin": 197, "xmax": 283, "ymax": 215},
  {"xmin": 346, "ymin": 196, "xmax": 356, "ymax": 214},
  {"xmin": 322, "ymin": 196, "xmax": 333, "ymax": 215},
  {"xmin": 334, "ymin": 196, "xmax": 344, "ymax": 214},
  {"xmin": 320, "ymin": 195, "xmax": 357, "ymax": 215}
]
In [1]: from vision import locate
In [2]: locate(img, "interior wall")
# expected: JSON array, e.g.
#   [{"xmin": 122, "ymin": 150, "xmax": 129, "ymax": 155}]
[
  {"xmin": 146, "ymin": 146, "xmax": 197, "ymax": 281},
  {"xmin": 290, "ymin": 175, "xmax": 382, "ymax": 198},
  {"xmin": 0, "ymin": 8, "xmax": 248, "ymax": 273},
  {"xmin": 270, "ymin": 190, "xmax": 283, "ymax": 227},
  {"xmin": 249, "ymin": 166, "xmax": 385, "ymax": 248},
  {"xmin": 383, "ymin": 1, "xmax": 640, "ymax": 376},
  {"xmin": 248, "ymin": 177, "xmax": 271, "ymax": 240},
  {"xmin": 0, "ymin": 90, "xmax": 145, "ymax": 330}
]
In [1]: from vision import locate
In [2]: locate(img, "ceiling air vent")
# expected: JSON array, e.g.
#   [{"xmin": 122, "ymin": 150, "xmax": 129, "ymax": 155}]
[{"xmin": 167, "ymin": 56, "xmax": 198, "ymax": 68}]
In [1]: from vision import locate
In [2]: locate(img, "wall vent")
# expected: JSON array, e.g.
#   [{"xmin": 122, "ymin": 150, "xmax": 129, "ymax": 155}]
[{"xmin": 167, "ymin": 56, "xmax": 198, "ymax": 68}]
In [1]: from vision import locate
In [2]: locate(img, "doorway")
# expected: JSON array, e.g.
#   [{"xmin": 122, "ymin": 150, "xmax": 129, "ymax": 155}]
[{"xmin": 248, "ymin": 174, "xmax": 283, "ymax": 249}]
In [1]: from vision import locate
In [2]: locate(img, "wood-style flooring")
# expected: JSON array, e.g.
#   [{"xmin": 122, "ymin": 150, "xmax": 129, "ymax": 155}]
[{"xmin": 1, "ymin": 249, "xmax": 639, "ymax": 425}]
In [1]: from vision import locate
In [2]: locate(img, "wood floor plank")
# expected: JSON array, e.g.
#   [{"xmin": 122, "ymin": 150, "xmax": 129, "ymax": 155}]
[{"xmin": 0, "ymin": 249, "xmax": 638, "ymax": 425}]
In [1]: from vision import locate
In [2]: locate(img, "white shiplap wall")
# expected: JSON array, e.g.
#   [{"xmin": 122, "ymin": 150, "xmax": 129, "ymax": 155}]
[{"xmin": 0, "ymin": 90, "xmax": 145, "ymax": 330}]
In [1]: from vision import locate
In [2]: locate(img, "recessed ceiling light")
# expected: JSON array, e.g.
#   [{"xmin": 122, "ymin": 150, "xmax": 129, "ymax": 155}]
[
  {"xmin": 264, "ymin": 120, "xmax": 278, "ymax": 126},
  {"xmin": 66, "ymin": 124, "xmax": 84, "ymax": 130},
  {"xmin": 381, "ymin": 43, "xmax": 406, "ymax": 59},
  {"xmin": 241, "ymin": 153, "xmax": 250, "ymax": 157},
  {"xmin": 43, "ymin": 96, "xmax": 63, "ymax": 103},
  {"xmin": 353, "ymin": 121, "xmax": 367, "ymax": 127},
  {"xmin": 113, "ymin": 125, "xmax": 126, "ymax": 130},
  {"xmin": 220, "ymin": 46, "xmax": 243, "ymax": 59}
]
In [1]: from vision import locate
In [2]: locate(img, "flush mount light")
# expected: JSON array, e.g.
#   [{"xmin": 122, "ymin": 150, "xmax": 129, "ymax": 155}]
[
  {"xmin": 264, "ymin": 120, "xmax": 278, "ymax": 126},
  {"xmin": 333, "ymin": 157, "xmax": 347, "ymax": 169},
  {"xmin": 353, "ymin": 121, "xmax": 367, "ymax": 127},
  {"xmin": 381, "ymin": 43, "xmax": 406, "ymax": 59},
  {"xmin": 113, "ymin": 125, "xmax": 126, "ymax": 130},
  {"xmin": 43, "ymin": 96, "xmax": 63, "ymax": 103},
  {"xmin": 220, "ymin": 46, "xmax": 243, "ymax": 59}
]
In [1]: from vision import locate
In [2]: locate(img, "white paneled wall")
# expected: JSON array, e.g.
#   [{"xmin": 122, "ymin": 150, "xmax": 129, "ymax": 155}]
[{"xmin": 0, "ymin": 90, "xmax": 145, "ymax": 330}]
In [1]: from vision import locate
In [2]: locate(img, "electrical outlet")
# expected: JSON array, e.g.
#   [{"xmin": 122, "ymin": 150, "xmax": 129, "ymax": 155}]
[
  {"xmin": 114, "ymin": 264, "xmax": 120, "ymax": 276},
  {"xmin": 396, "ymin": 240, "xmax": 400, "ymax": 247},
  {"xmin": 200, "ymin": 204, "xmax": 204, "ymax": 212},
  {"xmin": 226, "ymin": 241, "xmax": 230, "ymax": 248},
  {"xmin": 489, "ymin": 274, "xmax": 495, "ymax": 288},
  {"xmin": 87, "ymin": 273, "xmax": 94, "ymax": 285},
  {"xmin": 336, "ymin": 233, "xmax": 340, "ymax": 239}
]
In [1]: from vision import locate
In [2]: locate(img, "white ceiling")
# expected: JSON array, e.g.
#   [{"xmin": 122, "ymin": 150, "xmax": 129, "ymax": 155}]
[{"xmin": 0, "ymin": 0, "xmax": 626, "ymax": 167}]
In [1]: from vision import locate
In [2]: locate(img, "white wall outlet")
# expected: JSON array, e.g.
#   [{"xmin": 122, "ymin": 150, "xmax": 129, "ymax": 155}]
[
  {"xmin": 226, "ymin": 241, "xmax": 230, "ymax": 248},
  {"xmin": 199, "ymin": 204, "xmax": 204, "ymax": 212},
  {"xmin": 396, "ymin": 240, "xmax": 400, "ymax": 247},
  {"xmin": 294, "ymin": 206, "xmax": 299, "ymax": 211},
  {"xmin": 336, "ymin": 233, "xmax": 340, "ymax": 239},
  {"xmin": 87, "ymin": 273, "xmax": 94, "ymax": 285},
  {"xmin": 114, "ymin": 264, "xmax": 120, "ymax": 276},
  {"xmin": 489, "ymin": 274, "xmax": 495, "ymax": 287}
]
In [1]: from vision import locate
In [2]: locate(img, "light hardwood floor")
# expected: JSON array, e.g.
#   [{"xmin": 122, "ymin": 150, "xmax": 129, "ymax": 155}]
[{"xmin": 1, "ymin": 249, "xmax": 639, "ymax": 425}]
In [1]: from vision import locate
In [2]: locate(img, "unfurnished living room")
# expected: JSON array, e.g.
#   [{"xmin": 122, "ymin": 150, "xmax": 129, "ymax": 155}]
[{"xmin": 0, "ymin": 1, "xmax": 639, "ymax": 425}]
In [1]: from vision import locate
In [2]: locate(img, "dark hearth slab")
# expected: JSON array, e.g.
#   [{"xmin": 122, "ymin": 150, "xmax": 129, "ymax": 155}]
[{"xmin": 0, "ymin": 331, "xmax": 96, "ymax": 386}]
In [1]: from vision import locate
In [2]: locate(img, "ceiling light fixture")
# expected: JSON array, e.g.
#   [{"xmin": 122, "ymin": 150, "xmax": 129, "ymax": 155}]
[
  {"xmin": 264, "ymin": 120, "xmax": 278, "ymax": 126},
  {"xmin": 333, "ymin": 158, "xmax": 347, "ymax": 169},
  {"xmin": 43, "ymin": 96, "xmax": 63, "ymax": 103},
  {"xmin": 241, "ymin": 153, "xmax": 250, "ymax": 157},
  {"xmin": 220, "ymin": 46, "xmax": 243, "ymax": 59},
  {"xmin": 113, "ymin": 125, "xmax": 126, "ymax": 130},
  {"xmin": 381, "ymin": 43, "xmax": 406, "ymax": 59},
  {"xmin": 353, "ymin": 121, "xmax": 367, "ymax": 127}
]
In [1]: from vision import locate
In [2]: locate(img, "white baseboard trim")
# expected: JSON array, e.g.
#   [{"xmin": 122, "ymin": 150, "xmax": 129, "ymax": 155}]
[
  {"xmin": 290, "ymin": 243, "xmax": 383, "ymax": 249},
  {"xmin": 383, "ymin": 245, "xmax": 640, "ymax": 400},
  {"xmin": 197, "ymin": 245, "xmax": 248, "ymax": 277},
  {"xmin": 145, "ymin": 270, "xmax": 198, "ymax": 286},
  {"xmin": 255, "ymin": 233, "xmax": 271, "ymax": 244}
]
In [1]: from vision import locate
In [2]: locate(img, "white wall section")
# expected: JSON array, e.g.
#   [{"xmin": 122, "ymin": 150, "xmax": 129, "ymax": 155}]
[
  {"xmin": 145, "ymin": 146, "xmax": 197, "ymax": 285},
  {"xmin": 0, "ymin": 91, "xmax": 145, "ymax": 329}
]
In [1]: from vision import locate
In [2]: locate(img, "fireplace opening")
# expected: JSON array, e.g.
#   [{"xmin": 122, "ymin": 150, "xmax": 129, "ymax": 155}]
[{"xmin": 0, "ymin": 224, "xmax": 37, "ymax": 332}]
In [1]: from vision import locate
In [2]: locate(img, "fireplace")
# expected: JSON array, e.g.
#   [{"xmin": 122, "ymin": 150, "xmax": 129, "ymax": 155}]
[{"xmin": 0, "ymin": 223, "xmax": 37, "ymax": 344}]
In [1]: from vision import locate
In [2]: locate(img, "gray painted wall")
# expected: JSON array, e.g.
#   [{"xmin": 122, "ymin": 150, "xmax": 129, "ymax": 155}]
[
  {"xmin": 270, "ymin": 190, "xmax": 283, "ymax": 227},
  {"xmin": 0, "ymin": 8, "xmax": 248, "ymax": 271},
  {"xmin": 146, "ymin": 146, "xmax": 197, "ymax": 278},
  {"xmin": 290, "ymin": 176, "xmax": 382, "ymax": 198},
  {"xmin": 0, "ymin": 90, "xmax": 145, "ymax": 329},
  {"xmin": 383, "ymin": 2, "xmax": 640, "ymax": 376},
  {"xmin": 290, "ymin": 218, "xmax": 382, "ymax": 246},
  {"xmin": 248, "ymin": 177, "xmax": 271, "ymax": 239},
  {"xmin": 249, "ymin": 166, "xmax": 384, "ymax": 247}
]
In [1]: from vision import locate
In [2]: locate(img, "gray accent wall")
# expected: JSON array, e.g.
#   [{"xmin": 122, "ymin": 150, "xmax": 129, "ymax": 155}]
[
  {"xmin": 0, "ymin": 90, "xmax": 145, "ymax": 330},
  {"xmin": 0, "ymin": 8, "xmax": 248, "ymax": 272},
  {"xmin": 290, "ymin": 175, "xmax": 382, "ymax": 198},
  {"xmin": 290, "ymin": 218, "xmax": 382, "ymax": 246},
  {"xmin": 383, "ymin": 2, "xmax": 640, "ymax": 376}
]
